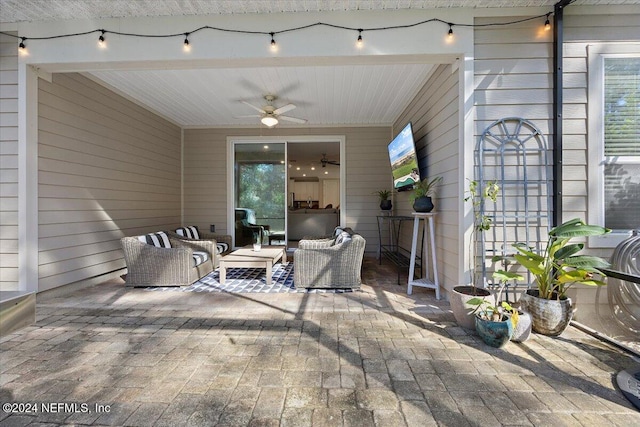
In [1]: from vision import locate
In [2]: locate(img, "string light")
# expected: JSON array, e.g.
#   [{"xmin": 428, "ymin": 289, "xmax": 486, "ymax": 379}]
[
  {"xmin": 183, "ymin": 33, "xmax": 191, "ymax": 52},
  {"xmin": 1, "ymin": 12, "xmax": 555, "ymax": 53},
  {"xmin": 98, "ymin": 30, "xmax": 106, "ymax": 48},
  {"xmin": 270, "ymin": 32, "xmax": 277, "ymax": 51},
  {"xmin": 544, "ymin": 13, "xmax": 551, "ymax": 31}
]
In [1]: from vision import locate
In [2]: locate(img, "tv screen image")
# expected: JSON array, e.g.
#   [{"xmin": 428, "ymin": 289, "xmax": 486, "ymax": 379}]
[{"xmin": 388, "ymin": 122, "xmax": 420, "ymax": 190}]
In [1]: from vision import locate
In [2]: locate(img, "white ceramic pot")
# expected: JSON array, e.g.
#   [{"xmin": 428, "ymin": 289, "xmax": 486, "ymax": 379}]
[{"xmin": 510, "ymin": 309, "xmax": 532, "ymax": 343}]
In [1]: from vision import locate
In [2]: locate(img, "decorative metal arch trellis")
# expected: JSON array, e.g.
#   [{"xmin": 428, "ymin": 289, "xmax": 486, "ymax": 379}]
[{"xmin": 475, "ymin": 117, "xmax": 552, "ymax": 291}]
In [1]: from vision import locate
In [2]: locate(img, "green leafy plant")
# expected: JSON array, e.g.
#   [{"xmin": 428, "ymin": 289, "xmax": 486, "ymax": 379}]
[
  {"xmin": 512, "ymin": 218, "xmax": 611, "ymax": 300},
  {"xmin": 465, "ymin": 179, "xmax": 500, "ymax": 290},
  {"xmin": 468, "ymin": 270, "xmax": 523, "ymax": 329},
  {"xmin": 373, "ymin": 189, "xmax": 391, "ymax": 201},
  {"xmin": 409, "ymin": 176, "xmax": 442, "ymax": 203}
]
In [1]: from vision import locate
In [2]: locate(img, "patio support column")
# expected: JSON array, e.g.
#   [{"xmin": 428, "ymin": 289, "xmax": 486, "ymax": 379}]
[{"xmin": 552, "ymin": 0, "xmax": 573, "ymax": 227}]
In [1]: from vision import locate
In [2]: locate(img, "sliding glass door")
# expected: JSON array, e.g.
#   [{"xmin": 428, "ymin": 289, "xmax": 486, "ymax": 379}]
[{"xmin": 233, "ymin": 143, "xmax": 286, "ymax": 247}]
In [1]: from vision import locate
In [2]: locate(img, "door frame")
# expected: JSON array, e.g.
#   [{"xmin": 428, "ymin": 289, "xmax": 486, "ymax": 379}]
[{"xmin": 227, "ymin": 135, "xmax": 346, "ymax": 247}]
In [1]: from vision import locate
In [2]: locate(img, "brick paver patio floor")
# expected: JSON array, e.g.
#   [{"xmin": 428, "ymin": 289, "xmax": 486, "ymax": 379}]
[{"xmin": 1, "ymin": 258, "xmax": 639, "ymax": 426}]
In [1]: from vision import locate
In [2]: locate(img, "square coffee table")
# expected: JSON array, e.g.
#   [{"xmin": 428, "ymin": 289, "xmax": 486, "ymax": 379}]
[{"xmin": 218, "ymin": 245, "xmax": 287, "ymax": 286}]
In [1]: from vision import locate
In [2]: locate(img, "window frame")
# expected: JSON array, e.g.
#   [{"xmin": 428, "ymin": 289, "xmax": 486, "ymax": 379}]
[{"xmin": 587, "ymin": 44, "xmax": 640, "ymax": 248}]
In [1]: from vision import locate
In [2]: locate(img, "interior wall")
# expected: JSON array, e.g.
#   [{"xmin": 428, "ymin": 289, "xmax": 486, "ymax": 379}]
[
  {"xmin": 37, "ymin": 73, "xmax": 182, "ymax": 292},
  {"xmin": 393, "ymin": 63, "xmax": 460, "ymax": 297},
  {"xmin": 0, "ymin": 33, "xmax": 18, "ymax": 291},
  {"xmin": 183, "ymin": 126, "xmax": 391, "ymax": 254}
]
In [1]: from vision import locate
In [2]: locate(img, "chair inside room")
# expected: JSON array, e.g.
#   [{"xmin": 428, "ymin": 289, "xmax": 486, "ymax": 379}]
[{"xmin": 235, "ymin": 208, "xmax": 271, "ymax": 247}]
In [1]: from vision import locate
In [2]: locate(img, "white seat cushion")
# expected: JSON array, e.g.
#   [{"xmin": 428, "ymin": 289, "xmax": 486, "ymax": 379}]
[{"xmin": 192, "ymin": 251, "xmax": 209, "ymax": 267}]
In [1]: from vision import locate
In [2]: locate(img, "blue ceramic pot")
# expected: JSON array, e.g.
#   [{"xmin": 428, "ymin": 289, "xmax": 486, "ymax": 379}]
[{"xmin": 475, "ymin": 315, "xmax": 513, "ymax": 348}]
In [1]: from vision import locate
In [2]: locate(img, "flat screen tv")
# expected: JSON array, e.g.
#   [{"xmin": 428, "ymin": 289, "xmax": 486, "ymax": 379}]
[{"xmin": 388, "ymin": 122, "xmax": 420, "ymax": 191}]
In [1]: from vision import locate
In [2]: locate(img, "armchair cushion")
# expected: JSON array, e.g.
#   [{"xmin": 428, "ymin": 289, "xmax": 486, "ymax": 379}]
[
  {"xmin": 138, "ymin": 231, "xmax": 171, "ymax": 248},
  {"xmin": 175, "ymin": 226, "xmax": 200, "ymax": 240}
]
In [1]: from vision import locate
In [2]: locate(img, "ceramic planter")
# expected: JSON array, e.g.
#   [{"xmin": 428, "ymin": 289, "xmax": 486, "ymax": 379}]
[
  {"xmin": 412, "ymin": 196, "xmax": 434, "ymax": 213},
  {"xmin": 519, "ymin": 289, "xmax": 574, "ymax": 336},
  {"xmin": 380, "ymin": 200, "xmax": 392, "ymax": 210},
  {"xmin": 510, "ymin": 309, "xmax": 532, "ymax": 343},
  {"xmin": 450, "ymin": 286, "xmax": 491, "ymax": 330},
  {"xmin": 475, "ymin": 314, "xmax": 513, "ymax": 348}
]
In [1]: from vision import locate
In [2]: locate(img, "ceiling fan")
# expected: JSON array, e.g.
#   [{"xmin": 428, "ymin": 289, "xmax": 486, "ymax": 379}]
[
  {"xmin": 238, "ymin": 94, "xmax": 307, "ymax": 127},
  {"xmin": 320, "ymin": 153, "xmax": 340, "ymax": 167}
]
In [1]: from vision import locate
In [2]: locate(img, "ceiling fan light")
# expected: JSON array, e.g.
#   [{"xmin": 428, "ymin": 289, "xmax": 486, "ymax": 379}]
[{"xmin": 261, "ymin": 116, "xmax": 278, "ymax": 127}]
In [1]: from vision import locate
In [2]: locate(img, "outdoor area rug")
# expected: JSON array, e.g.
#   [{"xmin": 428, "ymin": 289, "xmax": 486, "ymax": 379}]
[{"xmin": 144, "ymin": 262, "xmax": 355, "ymax": 293}]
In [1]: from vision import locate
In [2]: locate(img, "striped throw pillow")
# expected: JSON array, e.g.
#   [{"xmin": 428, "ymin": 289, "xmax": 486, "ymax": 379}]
[
  {"xmin": 138, "ymin": 231, "xmax": 171, "ymax": 248},
  {"xmin": 216, "ymin": 243, "xmax": 229, "ymax": 254},
  {"xmin": 175, "ymin": 226, "xmax": 200, "ymax": 239}
]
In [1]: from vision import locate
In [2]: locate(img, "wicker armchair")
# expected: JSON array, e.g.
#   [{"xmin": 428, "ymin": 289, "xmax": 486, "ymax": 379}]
[
  {"xmin": 294, "ymin": 229, "xmax": 366, "ymax": 289},
  {"xmin": 121, "ymin": 232, "xmax": 214, "ymax": 287},
  {"xmin": 170, "ymin": 226, "xmax": 232, "ymax": 267}
]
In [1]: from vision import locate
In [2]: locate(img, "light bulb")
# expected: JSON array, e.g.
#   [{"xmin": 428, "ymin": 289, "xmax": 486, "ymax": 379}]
[
  {"xmin": 270, "ymin": 32, "xmax": 277, "ymax": 52},
  {"xmin": 544, "ymin": 17, "xmax": 551, "ymax": 31},
  {"xmin": 183, "ymin": 34, "xmax": 191, "ymax": 52},
  {"xmin": 98, "ymin": 30, "xmax": 106, "ymax": 48},
  {"xmin": 448, "ymin": 25, "xmax": 454, "ymax": 38},
  {"xmin": 261, "ymin": 116, "xmax": 278, "ymax": 127},
  {"xmin": 18, "ymin": 38, "xmax": 27, "ymax": 54},
  {"xmin": 356, "ymin": 29, "xmax": 363, "ymax": 48}
]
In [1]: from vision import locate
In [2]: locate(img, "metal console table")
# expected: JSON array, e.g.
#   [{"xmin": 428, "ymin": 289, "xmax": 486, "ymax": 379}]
[{"xmin": 377, "ymin": 214, "xmax": 422, "ymax": 285}]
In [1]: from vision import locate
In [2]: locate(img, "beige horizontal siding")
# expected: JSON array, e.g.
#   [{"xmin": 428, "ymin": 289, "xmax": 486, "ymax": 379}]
[
  {"xmin": 183, "ymin": 126, "xmax": 391, "ymax": 254},
  {"xmin": 0, "ymin": 33, "xmax": 18, "ymax": 291},
  {"xmin": 38, "ymin": 73, "xmax": 181, "ymax": 291},
  {"xmin": 393, "ymin": 63, "xmax": 459, "ymax": 296},
  {"xmin": 562, "ymin": 12, "xmax": 640, "ymax": 260},
  {"xmin": 473, "ymin": 16, "xmax": 554, "ymax": 288}
]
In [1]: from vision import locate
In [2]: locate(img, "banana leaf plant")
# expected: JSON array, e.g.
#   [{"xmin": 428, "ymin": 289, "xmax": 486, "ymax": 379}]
[{"xmin": 512, "ymin": 218, "xmax": 611, "ymax": 300}]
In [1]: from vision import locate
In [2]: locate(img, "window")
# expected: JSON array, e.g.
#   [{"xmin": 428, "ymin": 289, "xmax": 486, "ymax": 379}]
[{"xmin": 588, "ymin": 46, "xmax": 640, "ymax": 247}]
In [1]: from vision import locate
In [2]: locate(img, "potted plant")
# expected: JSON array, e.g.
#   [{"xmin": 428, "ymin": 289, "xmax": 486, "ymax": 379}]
[
  {"xmin": 513, "ymin": 218, "xmax": 611, "ymax": 336},
  {"xmin": 409, "ymin": 176, "xmax": 442, "ymax": 212},
  {"xmin": 374, "ymin": 189, "xmax": 392, "ymax": 211},
  {"xmin": 467, "ymin": 270, "xmax": 523, "ymax": 348},
  {"xmin": 450, "ymin": 179, "xmax": 499, "ymax": 329}
]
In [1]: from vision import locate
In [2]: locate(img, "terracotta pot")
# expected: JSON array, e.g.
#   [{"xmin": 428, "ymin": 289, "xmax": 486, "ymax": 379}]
[
  {"xmin": 450, "ymin": 285, "xmax": 491, "ymax": 330},
  {"xmin": 475, "ymin": 314, "xmax": 513, "ymax": 348},
  {"xmin": 519, "ymin": 289, "xmax": 574, "ymax": 336}
]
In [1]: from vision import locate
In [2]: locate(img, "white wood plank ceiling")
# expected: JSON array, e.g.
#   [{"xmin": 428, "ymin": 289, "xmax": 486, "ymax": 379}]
[
  {"xmin": 88, "ymin": 63, "xmax": 434, "ymax": 127},
  {"xmin": 1, "ymin": 1, "xmax": 638, "ymax": 23}
]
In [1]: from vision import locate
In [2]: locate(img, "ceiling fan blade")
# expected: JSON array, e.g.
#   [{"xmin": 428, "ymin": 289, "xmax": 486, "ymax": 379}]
[
  {"xmin": 234, "ymin": 114, "xmax": 262, "ymax": 118},
  {"xmin": 279, "ymin": 115, "xmax": 307, "ymax": 124},
  {"xmin": 273, "ymin": 103, "xmax": 296, "ymax": 115},
  {"xmin": 241, "ymin": 100, "xmax": 266, "ymax": 114}
]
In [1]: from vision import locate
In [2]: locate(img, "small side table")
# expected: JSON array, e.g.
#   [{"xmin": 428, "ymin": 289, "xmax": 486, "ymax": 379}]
[{"xmin": 407, "ymin": 212, "xmax": 440, "ymax": 299}]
